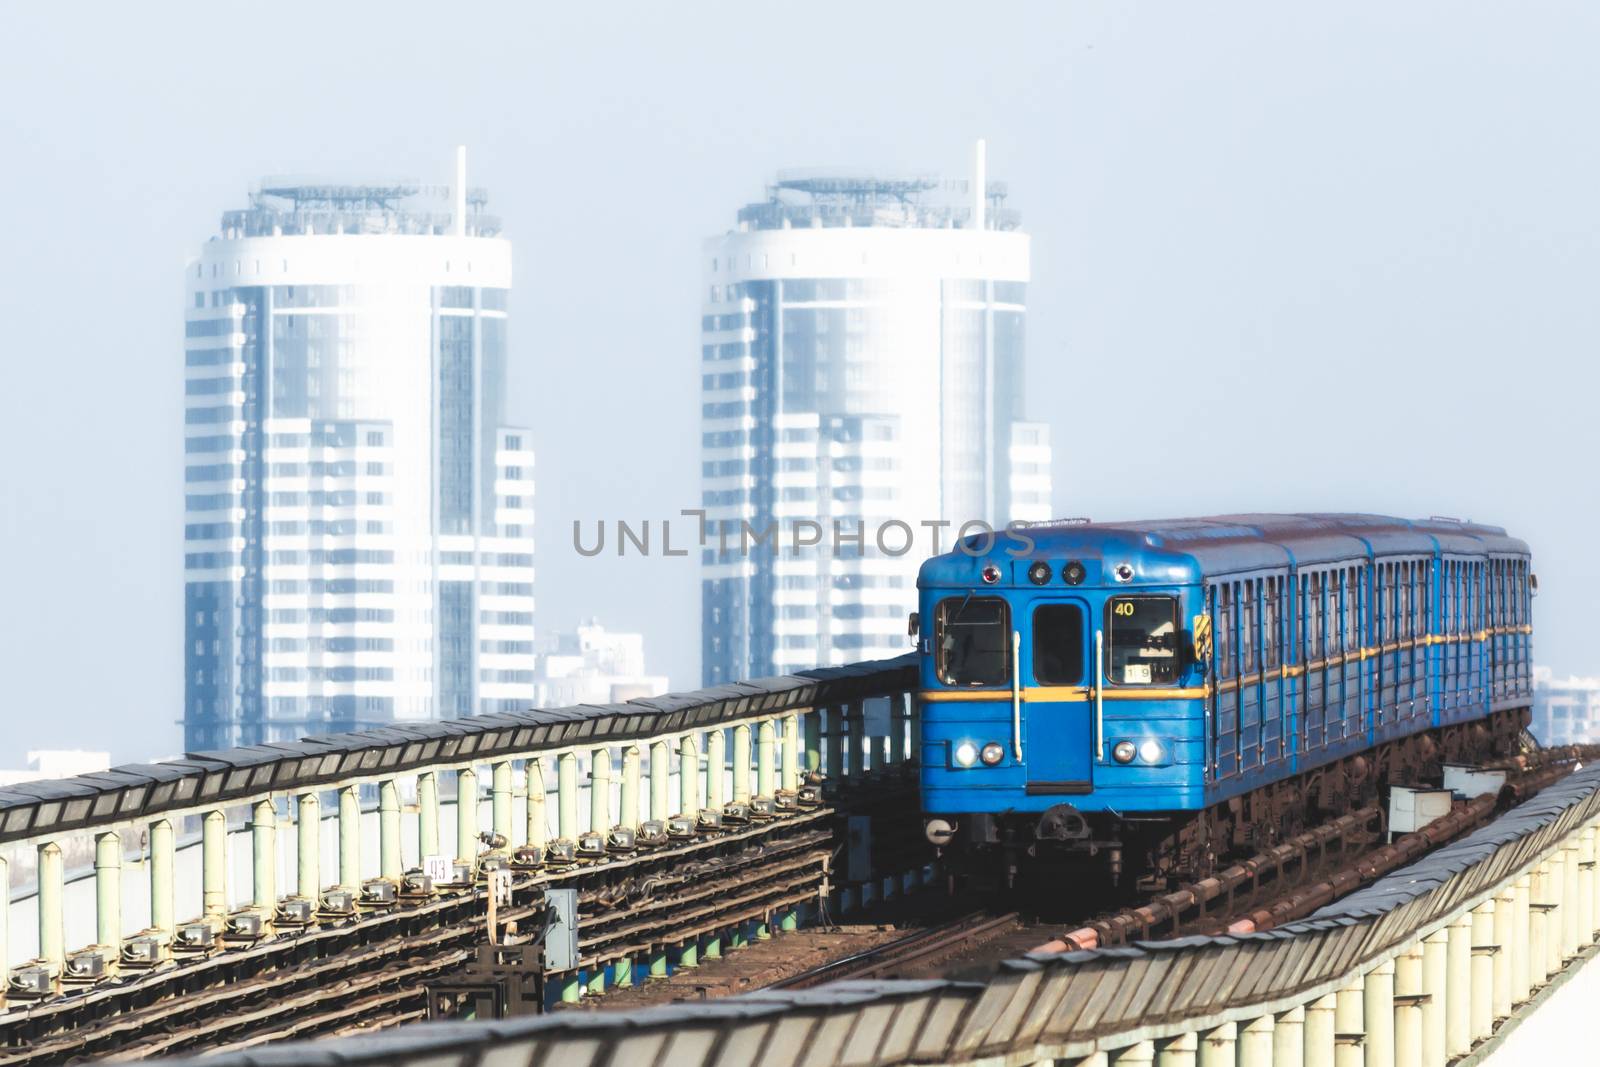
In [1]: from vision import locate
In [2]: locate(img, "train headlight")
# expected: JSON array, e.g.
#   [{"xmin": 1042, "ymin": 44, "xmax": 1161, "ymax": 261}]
[
  {"xmin": 1063, "ymin": 560, "xmax": 1086, "ymax": 586},
  {"xmin": 1139, "ymin": 740, "xmax": 1164, "ymax": 764},
  {"xmin": 1112, "ymin": 740, "xmax": 1137, "ymax": 764},
  {"xmin": 954, "ymin": 741, "xmax": 979, "ymax": 767},
  {"xmin": 980, "ymin": 741, "xmax": 1005, "ymax": 766},
  {"xmin": 1027, "ymin": 560, "xmax": 1052, "ymax": 585}
]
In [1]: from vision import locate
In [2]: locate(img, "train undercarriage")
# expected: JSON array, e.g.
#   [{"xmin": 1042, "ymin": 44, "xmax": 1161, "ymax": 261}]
[{"xmin": 939, "ymin": 706, "xmax": 1533, "ymax": 895}]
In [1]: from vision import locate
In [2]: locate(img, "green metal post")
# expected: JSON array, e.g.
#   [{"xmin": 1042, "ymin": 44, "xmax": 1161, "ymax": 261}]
[
  {"xmin": 558, "ymin": 752, "xmax": 578, "ymax": 841},
  {"xmin": 297, "ymin": 793, "xmax": 319, "ymax": 899},
  {"xmin": 587, "ymin": 964, "xmax": 606, "ymax": 996},
  {"xmin": 492, "ymin": 761, "xmax": 512, "ymax": 845},
  {"xmin": 732, "ymin": 724, "xmax": 752, "ymax": 802},
  {"xmin": 679, "ymin": 735, "xmax": 699, "ymax": 818},
  {"xmin": 680, "ymin": 936, "xmax": 698, "ymax": 969},
  {"xmin": 614, "ymin": 954, "xmax": 633, "ymax": 988},
  {"xmin": 649, "ymin": 944, "xmax": 668, "ymax": 978},
  {"xmin": 203, "ymin": 809, "xmax": 227, "ymax": 917},
  {"xmin": 730, "ymin": 921, "xmax": 748, "ymax": 950},
  {"xmin": 560, "ymin": 972, "xmax": 580, "ymax": 1003},
  {"xmin": 755, "ymin": 917, "xmax": 771, "ymax": 941},
  {"xmin": 418, "ymin": 772, "xmax": 440, "ymax": 860},
  {"xmin": 338, "ymin": 786, "xmax": 360, "ymax": 889},
  {"xmin": 252, "ymin": 800, "xmax": 275, "ymax": 911},
  {"xmin": 705, "ymin": 930, "xmax": 722, "ymax": 960},
  {"xmin": 150, "ymin": 818, "xmax": 174, "ymax": 938},
  {"xmin": 803, "ymin": 709, "xmax": 822, "ymax": 773},
  {"xmin": 95, "ymin": 831, "xmax": 122, "ymax": 947},
  {"xmin": 782, "ymin": 715, "xmax": 799, "ymax": 792},
  {"xmin": 379, "ymin": 780, "xmax": 401, "ymax": 879},
  {"xmin": 757, "ymin": 720, "xmax": 776, "ymax": 798},
  {"xmin": 706, "ymin": 728, "xmax": 726, "ymax": 808},
  {"xmin": 650, "ymin": 740, "xmax": 671, "ymax": 821},
  {"xmin": 38, "ymin": 841, "xmax": 63, "ymax": 970},
  {"xmin": 526, "ymin": 760, "xmax": 547, "ymax": 848},
  {"xmin": 620, "ymin": 746, "xmax": 641, "ymax": 829},
  {"xmin": 456, "ymin": 767, "xmax": 478, "ymax": 864},
  {"xmin": 591, "ymin": 747, "xmax": 612, "ymax": 834},
  {"xmin": 780, "ymin": 908, "xmax": 799, "ymax": 932}
]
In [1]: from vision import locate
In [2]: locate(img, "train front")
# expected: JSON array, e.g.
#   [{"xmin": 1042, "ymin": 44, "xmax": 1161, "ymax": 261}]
[{"xmin": 914, "ymin": 526, "xmax": 1209, "ymax": 888}]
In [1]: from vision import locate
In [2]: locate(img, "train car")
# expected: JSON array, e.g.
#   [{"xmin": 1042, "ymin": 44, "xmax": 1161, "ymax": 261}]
[{"xmin": 914, "ymin": 514, "xmax": 1534, "ymax": 888}]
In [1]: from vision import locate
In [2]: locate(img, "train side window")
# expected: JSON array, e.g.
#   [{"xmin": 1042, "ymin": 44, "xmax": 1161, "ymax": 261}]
[
  {"xmin": 1105, "ymin": 596, "xmax": 1180, "ymax": 685},
  {"xmin": 1241, "ymin": 579, "xmax": 1257, "ymax": 674},
  {"xmin": 1263, "ymin": 577, "xmax": 1279, "ymax": 669},
  {"xmin": 935, "ymin": 596, "xmax": 1010, "ymax": 686},
  {"xmin": 1032, "ymin": 604, "xmax": 1085, "ymax": 685},
  {"xmin": 1307, "ymin": 573, "xmax": 1323, "ymax": 659},
  {"xmin": 1217, "ymin": 584, "xmax": 1233, "ymax": 679},
  {"xmin": 1400, "ymin": 563, "xmax": 1412, "ymax": 640}
]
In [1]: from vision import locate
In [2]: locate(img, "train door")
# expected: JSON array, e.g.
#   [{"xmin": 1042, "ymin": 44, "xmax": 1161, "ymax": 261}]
[
  {"xmin": 1025, "ymin": 600, "xmax": 1093, "ymax": 791},
  {"xmin": 1239, "ymin": 578, "xmax": 1262, "ymax": 772},
  {"xmin": 1213, "ymin": 582, "xmax": 1240, "ymax": 780},
  {"xmin": 1261, "ymin": 575, "xmax": 1284, "ymax": 765},
  {"xmin": 1302, "ymin": 571, "xmax": 1327, "ymax": 752}
]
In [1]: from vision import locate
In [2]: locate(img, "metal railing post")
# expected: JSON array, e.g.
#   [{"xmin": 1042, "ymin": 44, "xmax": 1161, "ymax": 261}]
[
  {"xmin": 338, "ymin": 786, "xmax": 360, "ymax": 889},
  {"xmin": 679, "ymin": 735, "xmax": 699, "ymax": 818},
  {"xmin": 379, "ymin": 781, "xmax": 401, "ymax": 880},
  {"xmin": 1492, "ymin": 886, "xmax": 1514, "ymax": 1021},
  {"xmin": 1238, "ymin": 1016, "xmax": 1273, "ymax": 1067},
  {"xmin": 781, "ymin": 715, "xmax": 799, "ymax": 792},
  {"xmin": 1393, "ymin": 945, "xmax": 1423, "ymax": 1067},
  {"xmin": 650, "ymin": 740, "xmax": 671, "ymax": 822},
  {"xmin": 150, "ymin": 818, "xmax": 174, "ymax": 939},
  {"xmin": 557, "ymin": 752, "xmax": 578, "ymax": 842},
  {"xmin": 1511, "ymin": 872, "xmax": 1531, "ymax": 1002},
  {"xmin": 1421, "ymin": 928, "xmax": 1448, "ymax": 1067},
  {"xmin": 803, "ymin": 708, "xmax": 822, "ymax": 773},
  {"xmin": 1333, "ymin": 976, "xmax": 1364, "ymax": 1067},
  {"xmin": 251, "ymin": 801, "xmax": 275, "ymax": 912},
  {"xmin": 1275, "ymin": 1005, "xmax": 1306, "ymax": 1067},
  {"xmin": 1470, "ymin": 900, "xmax": 1495, "ymax": 1041},
  {"xmin": 95, "ymin": 831, "xmax": 121, "ymax": 948},
  {"xmin": 1579, "ymin": 826, "xmax": 1596, "ymax": 945},
  {"xmin": 1544, "ymin": 853, "xmax": 1566, "ymax": 976},
  {"xmin": 203, "ymin": 809, "xmax": 227, "ymax": 918},
  {"xmin": 526, "ymin": 759, "xmax": 547, "ymax": 848},
  {"xmin": 297, "ymin": 793, "xmax": 319, "ymax": 899},
  {"xmin": 1111, "ymin": 1040, "xmax": 1154, "ymax": 1067},
  {"xmin": 418, "ymin": 772, "xmax": 440, "ymax": 860},
  {"xmin": 591, "ymin": 747, "xmax": 612, "ymax": 834},
  {"xmin": 1304, "ymin": 993, "xmax": 1336, "ymax": 1067},
  {"xmin": 1528, "ymin": 863, "xmax": 1549, "ymax": 987},
  {"xmin": 707, "ymin": 728, "xmax": 726, "ymax": 809},
  {"xmin": 1155, "ymin": 1031, "xmax": 1196, "ymax": 1067},
  {"xmin": 757, "ymin": 719, "xmax": 776, "ymax": 798},
  {"xmin": 38, "ymin": 841, "xmax": 64, "ymax": 971},
  {"xmin": 732, "ymin": 724, "xmax": 752, "ymax": 803},
  {"xmin": 456, "ymin": 768, "xmax": 478, "ymax": 864},
  {"xmin": 1563, "ymin": 840, "xmax": 1581, "ymax": 960},
  {"xmin": 1198, "ymin": 1022, "xmax": 1236, "ymax": 1067},
  {"xmin": 1445, "ymin": 914, "xmax": 1471, "ymax": 1058},
  {"xmin": 620, "ymin": 746, "xmax": 640, "ymax": 829},
  {"xmin": 492, "ymin": 761, "xmax": 513, "ymax": 845}
]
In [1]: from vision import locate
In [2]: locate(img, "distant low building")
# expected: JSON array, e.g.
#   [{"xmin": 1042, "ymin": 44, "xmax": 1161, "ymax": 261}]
[
  {"xmin": 532, "ymin": 621, "xmax": 668, "ymax": 708},
  {"xmin": 0, "ymin": 750, "xmax": 110, "ymax": 788},
  {"xmin": 1531, "ymin": 667, "xmax": 1600, "ymax": 745}
]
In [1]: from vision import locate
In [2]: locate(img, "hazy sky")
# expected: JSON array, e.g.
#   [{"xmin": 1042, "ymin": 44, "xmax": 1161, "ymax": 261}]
[{"xmin": 1, "ymin": 2, "xmax": 1596, "ymax": 765}]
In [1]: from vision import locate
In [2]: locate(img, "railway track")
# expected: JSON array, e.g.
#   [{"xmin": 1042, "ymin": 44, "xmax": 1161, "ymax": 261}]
[
  {"xmin": 0, "ymin": 811, "xmax": 838, "ymax": 1065},
  {"xmin": 771, "ymin": 910, "xmax": 1021, "ymax": 989}
]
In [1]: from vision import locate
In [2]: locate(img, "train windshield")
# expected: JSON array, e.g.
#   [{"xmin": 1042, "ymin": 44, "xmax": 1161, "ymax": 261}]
[
  {"xmin": 1106, "ymin": 596, "xmax": 1180, "ymax": 685},
  {"xmin": 935, "ymin": 596, "xmax": 1010, "ymax": 686}
]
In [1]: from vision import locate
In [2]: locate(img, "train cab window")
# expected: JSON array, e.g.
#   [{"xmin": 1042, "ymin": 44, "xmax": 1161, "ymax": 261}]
[
  {"xmin": 1106, "ymin": 596, "xmax": 1180, "ymax": 685},
  {"xmin": 1032, "ymin": 604, "xmax": 1086, "ymax": 685},
  {"xmin": 935, "ymin": 596, "xmax": 1011, "ymax": 686}
]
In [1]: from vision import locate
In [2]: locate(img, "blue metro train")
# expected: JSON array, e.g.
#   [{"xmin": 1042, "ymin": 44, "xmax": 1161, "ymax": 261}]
[{"xmin": 913, "ymin": 514, "xmax": 1535, "ymax": 887}]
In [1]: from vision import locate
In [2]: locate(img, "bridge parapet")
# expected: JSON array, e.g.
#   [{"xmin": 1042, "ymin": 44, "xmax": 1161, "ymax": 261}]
[
  {"xmin": 151, "ymin": 763, "xmax": 1600, "ymax": 1067},
  {"xmin": 0, "ymin": 654, "xmax": 917, "ymax": 992}
]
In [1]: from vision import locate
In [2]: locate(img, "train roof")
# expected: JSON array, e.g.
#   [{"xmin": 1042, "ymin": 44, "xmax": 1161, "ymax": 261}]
[{"xmin": 919, "ymin": 513, "xmax": 1529, "ymax": 587}]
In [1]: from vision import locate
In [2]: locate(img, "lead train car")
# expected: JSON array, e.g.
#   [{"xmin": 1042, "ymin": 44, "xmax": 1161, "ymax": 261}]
[{"xmin": 915, "ymin": 514, "xmax": 1534, "ymax": 887}]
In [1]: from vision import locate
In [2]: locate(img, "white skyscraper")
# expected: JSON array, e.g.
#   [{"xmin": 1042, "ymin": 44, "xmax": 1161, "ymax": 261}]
[
  {"xmin": 700, "ymin": 144, "xmax": 1052, "ymax": 684},
  {"xmin": 183, "ymin": 151, "xmax": 534, "ymax": 751}
]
